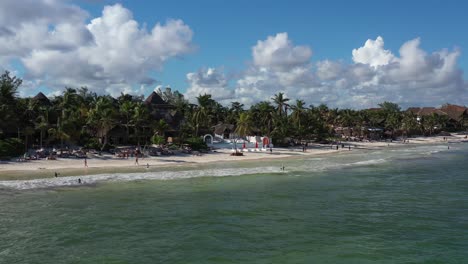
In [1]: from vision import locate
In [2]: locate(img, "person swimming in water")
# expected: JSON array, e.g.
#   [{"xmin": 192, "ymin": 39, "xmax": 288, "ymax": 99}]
[{"xmin": 78, "ymin": 178, "xmax": 82, "ymax": 184}]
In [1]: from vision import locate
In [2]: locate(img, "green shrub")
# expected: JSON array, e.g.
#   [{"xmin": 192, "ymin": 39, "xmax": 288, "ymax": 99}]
[
  {"xmin": 184, "ymin": 137, "xmax": 207, "ymax": 151},
  {"xmin": 84, "ymin": 138, "xmax": 101, "ymax": 150},
  {"xmin": 151, "ymin": 135, "xmax": 165, "ymax": 145},
  {"xmin": 0, "ymin": 138, "xmax": 24, "ymax": 159}
]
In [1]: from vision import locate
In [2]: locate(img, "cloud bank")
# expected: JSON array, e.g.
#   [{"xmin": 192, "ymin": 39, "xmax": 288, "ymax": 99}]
[
  {"xmin": 186, "ymin": 33, "xmax": 467, "ymax": 108},
  {"xmin": 0, "ymin": 1, "xmax": 465, "ymax": 108},
  {"xmin": 0, "ymin": 0, "xmax": 193, "ymax": 96}
]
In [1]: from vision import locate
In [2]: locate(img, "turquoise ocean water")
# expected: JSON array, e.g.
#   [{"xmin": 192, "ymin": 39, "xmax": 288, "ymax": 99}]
[{"xmin": 1, "ymin": 143, "xmax": 467, "ymax": 263}]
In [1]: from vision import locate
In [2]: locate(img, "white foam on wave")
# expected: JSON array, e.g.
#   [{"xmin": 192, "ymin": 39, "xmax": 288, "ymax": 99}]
[
  {"xmin": 344, "ymin": 158, "xmax": 387, "ymax": 166},
  {"xmin": 0, "ymin": 166, "xmax": 282, "ymax": 190}
]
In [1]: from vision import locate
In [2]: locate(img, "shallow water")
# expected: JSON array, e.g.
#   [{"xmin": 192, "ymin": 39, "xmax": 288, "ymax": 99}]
[{"xmin": 1, "ymin": 143, "xmax": 467, "ymax": 263}]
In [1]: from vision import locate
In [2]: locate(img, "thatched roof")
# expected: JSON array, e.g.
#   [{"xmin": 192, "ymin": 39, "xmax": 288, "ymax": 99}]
[
  {"xmin": 213, "ymin": 124, "xmax": 235, "ymax": 135},
  {"xmin": 440, "ymin": 104, "xmax": 468, "ymax": 121},
  {"xmin": 144, "ymin": 92, "xmax": 168, "ymax": 105},
  {"xmin": 406, "ymin": 107, "xmax": 447, "ymax": 116},
  {"xmin": 406, "ymin": 107, "xmax": 421, "ymax": 114},
  {"xmin": 32, "ymin": 92, "xmax": 51, "ymax": 105},
  {"xmin": 419, "ymin": 107, "xmax": 446, "ymax": 116}
]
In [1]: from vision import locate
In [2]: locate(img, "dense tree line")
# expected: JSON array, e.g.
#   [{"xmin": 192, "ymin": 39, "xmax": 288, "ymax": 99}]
[{"xmin": 0, "ymin": 71, "xmax": 467, "ymax": 158}]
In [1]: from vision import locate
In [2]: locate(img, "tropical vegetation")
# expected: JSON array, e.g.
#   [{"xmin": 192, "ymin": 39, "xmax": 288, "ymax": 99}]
[{"xmin": 0, "ymin": 71, "xmax": 466, "ymax": 158}]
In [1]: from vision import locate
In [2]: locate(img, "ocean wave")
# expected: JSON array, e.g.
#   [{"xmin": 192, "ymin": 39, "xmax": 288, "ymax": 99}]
[
  {"xmin": 0, "ymin": 166, "xmax": 282, "ymax": 190},
  {"xmin": 343, "ymin": 159, "xmax": 387, "ymax": 167}
]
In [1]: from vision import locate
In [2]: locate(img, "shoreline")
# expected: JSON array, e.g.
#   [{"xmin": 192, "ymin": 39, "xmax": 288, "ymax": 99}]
[{"xmin": 0, "ymin": 135, "xmax": 466, "ymax": 181}]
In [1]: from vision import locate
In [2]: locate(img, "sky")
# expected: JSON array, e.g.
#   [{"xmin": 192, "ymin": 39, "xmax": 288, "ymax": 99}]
[{"xmin": 0, "ymin": 0, "xmax": 467, "ymax": 108}]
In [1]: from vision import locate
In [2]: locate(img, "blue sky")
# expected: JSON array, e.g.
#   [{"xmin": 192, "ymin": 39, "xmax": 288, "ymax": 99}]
[
  {"xmin": 0, "ymin": 0, "xmax": 467, "ymax": 108},
  {"xmin": 80, "ymin": 0, "xmax": 467, "ymax": 88}
]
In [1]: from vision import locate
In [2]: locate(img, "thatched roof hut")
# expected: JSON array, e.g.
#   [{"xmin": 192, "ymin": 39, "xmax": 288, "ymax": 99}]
[
  {"xmin": 32, "ymin": 92, "xmax": 51, "ymax": 106},
  {"xmin": 213, "ymin": 124, "xmax": 235, "ymax": 135},
  {"xmin": 407, "ymin": 107, "xmax": 447, "ymax": 116},
  {"xmin": 440, "ymin": 104, "xmax": 468, "ymax": 121},
  {"xmin": 144, "ymin": 91, "xmax": 169, "ymax": 106}
]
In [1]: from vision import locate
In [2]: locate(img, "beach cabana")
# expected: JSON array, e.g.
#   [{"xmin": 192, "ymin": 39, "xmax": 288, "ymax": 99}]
[{"xmin": 213, "ymin": 124, "xmax": 236, "ymax": 140}]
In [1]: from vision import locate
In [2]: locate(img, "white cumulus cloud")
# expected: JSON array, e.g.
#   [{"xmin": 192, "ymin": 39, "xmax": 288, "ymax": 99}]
[
  {"xmin": 185, "ymin": 68, "xmax": 234, "ymax": 104},
  {"xmin": 0, "ymin": 1, "xmax": 194, "ymax": 96},
  {"xmin": 188, "ymin": 34, "xmax": 467, "ymax": 109},
  {"xmin": 252, "ymin": 32, "xmax": 312, "ymax": 71},
  {"xmin": 352, "ymin": 36, "xmax": 395, "ymax": 67}
]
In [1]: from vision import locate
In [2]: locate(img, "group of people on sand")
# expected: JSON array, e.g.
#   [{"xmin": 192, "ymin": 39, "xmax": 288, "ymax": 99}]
[
  {"xmin": 116, "ymin": 148, "xmax": 143, "ymax": 159},
  {"xmin": 81, "ymin": 152, "xmax": 141, "ymax": 167}
]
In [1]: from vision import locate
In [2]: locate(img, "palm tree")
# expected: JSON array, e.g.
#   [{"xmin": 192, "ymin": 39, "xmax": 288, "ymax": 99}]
[
  {"xmin": 271, "ymin": 112, "xmax": 290, "ymax": 145},
  {"xmin": 234, "ymin": 113, "xmax": 251, "ymax": 153},
  {"xmin": 249, "ymin": 101, "xmax": 275, "ymax": 137},
  {"xmin": 98, "ymin": 108, "xmax": 116, "ymax": 150},
  {"xmin": 0, "ymin": 71, "xmax": 22, "ymax": 131},
  {"xmin": 132, "ymin": 102, "xmax": 149, "ymax": 147},
  {"xmin": 87, "ymin": 97, "xmax": 116, "ymax": 151},
  {"xmin": 192, "ymin": 94, "xmax": 213, "ymax": 136},
  {"xmin": 421, "ymin": 114, "xmax": 439, "ymax": 136},
  {"xmin": 119, "ymin": 100, "xmax": 135, "ymax": 141},
  {"xmin": 433, "ymin": 113, "xmax": 449, "ymax": 132},
  {"xmin": 48, "ymin": 117, "xmax": 70, "ymax": 151},
  {"xmin": 153, "ymin": 119, "xmax": 169, "ymax": 137},
  {"xmin": 52, "ymin": 88, "xmax": 82, "ymax": 144},
  {"xmin": 230, "ymin": 102, "xmax": 244, "ymax": 113},
  {"xmin": 23, "ymin": 126, "xmax": 35, "ymax": 153},
  {"xmin": 235, "ymin": 113, "xmax": 251, "ymax": 138},
  {"xmin": 384, "ymin": 112, "xmax": 401, "ymax": 139},
  {"xmin": 336, "ymin": 109, "xmax": 356, "ymax": 128},
  {"xmin": 0, "ymin": 71, "xmax": 21, "ymax": 104},
  {"xmin": 460, "ymin": 111, "xmax": 468, "ymax": 131},
  {"xmin": 227, "ymin": 101, "xmax": 244, "ymax": 124},
  {"xmin": 35, "ymin": 112, "xmax": 49, "ymax": 149},
  {"xmin": 290, "ymin": 100, "xmax": 308, "ymax": 139},
  {"xmin": 272, "ymin": 92, "xmax": 290, "ymax": 117},
  {"xmin": 401, "ymin": 111, "xmax": 419, "ymax": 137},
  {"xmin": 57, "ymin": 88, "xmax": 79, "ymax": 117}
]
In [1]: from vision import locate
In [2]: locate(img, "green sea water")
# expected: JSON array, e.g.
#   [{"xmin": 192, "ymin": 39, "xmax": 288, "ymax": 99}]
[{"xmin": 1, "ymin": 144, "xmax": 468, "ymax": 263}]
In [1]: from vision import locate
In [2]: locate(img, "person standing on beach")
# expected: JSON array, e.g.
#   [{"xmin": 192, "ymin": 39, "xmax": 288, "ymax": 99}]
[
  {"xmin": 84, "ymin": 157, "xmax": 88, "ymax": 167},
  {"xmin": 135, "ymin": 154, "xmax": 139, "ymax": 165}
]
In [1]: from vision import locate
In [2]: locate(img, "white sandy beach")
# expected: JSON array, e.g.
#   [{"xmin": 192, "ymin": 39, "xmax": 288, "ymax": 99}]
[{"xmin": 0, "ymin": 135, "xmax": 466, "ymax": 175}]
